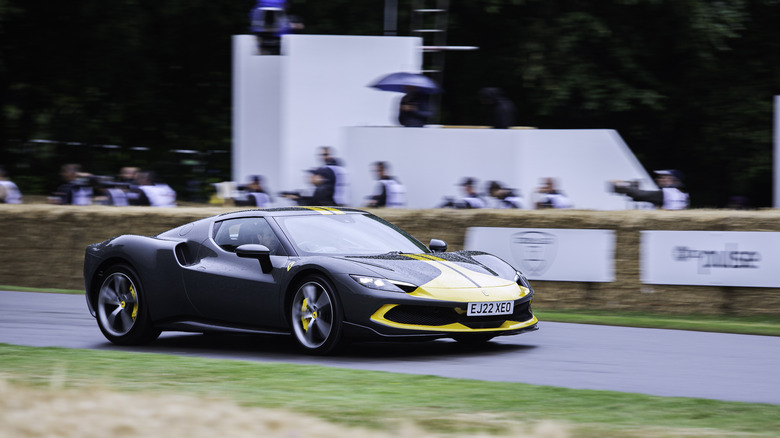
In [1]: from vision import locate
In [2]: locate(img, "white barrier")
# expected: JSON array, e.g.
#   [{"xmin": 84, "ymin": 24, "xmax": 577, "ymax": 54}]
[
  {"xmin": 464, "ymin": 227, "xmax": 616, "ymax": 282},
  {"xmin": 641, "ymin": 231, "xmax": 780, "ymax": 287}
]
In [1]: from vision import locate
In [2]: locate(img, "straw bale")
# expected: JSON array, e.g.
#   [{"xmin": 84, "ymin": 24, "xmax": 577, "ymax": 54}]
[{"xmin": 3, "ymin": 205, "xmax": 780, "ymax": 315}]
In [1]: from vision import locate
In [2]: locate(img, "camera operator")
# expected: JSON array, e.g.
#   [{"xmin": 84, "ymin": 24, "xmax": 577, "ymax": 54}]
[
  {"xmin": 610, "ymin": 169, "xmax": 689, "ymax": 210},
  {"xmin": 49, "ymin": 163, "xmax": 94, "ymax": 205},
  {"xmin": 234, "ymin": 175, "xmax": 272, "ymax": 207}
]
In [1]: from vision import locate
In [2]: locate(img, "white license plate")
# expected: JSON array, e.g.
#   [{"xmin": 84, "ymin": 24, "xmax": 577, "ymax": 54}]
[{"xmin": 466, "ymin": 301, "xmax": 514, "ymax": 316}]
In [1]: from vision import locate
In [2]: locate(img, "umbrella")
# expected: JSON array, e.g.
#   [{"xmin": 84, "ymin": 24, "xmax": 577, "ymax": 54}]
[{"xmin": 368, "ymin": 72, "xmax": 442, "ymax": 94}]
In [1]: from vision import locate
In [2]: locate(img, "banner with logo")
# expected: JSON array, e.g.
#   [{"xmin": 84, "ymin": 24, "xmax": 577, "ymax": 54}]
[
  {"xmin": 464, "ymin": 228, "xmax": 616, "ymax": 282},
  {"xmin": 641, "ymin": 231, "xmax": 780, "ymax": 287}
]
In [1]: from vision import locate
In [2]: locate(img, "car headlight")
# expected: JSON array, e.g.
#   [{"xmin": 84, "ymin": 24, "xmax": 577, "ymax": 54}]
[
  {"xmin": 350, "ymin": 275, "xmax": 417, "ymax": 293},
  {"xmin": 514, "ymin": 271, "xmax": 533, "ymax": 289}
]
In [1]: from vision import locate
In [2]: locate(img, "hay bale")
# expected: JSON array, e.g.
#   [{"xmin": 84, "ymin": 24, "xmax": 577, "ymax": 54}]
[{"xmin": 3, "ymin": 205, "xmax": 780, "ymax": 315}]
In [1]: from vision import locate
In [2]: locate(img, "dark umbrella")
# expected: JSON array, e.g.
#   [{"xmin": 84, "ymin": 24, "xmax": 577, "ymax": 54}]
[{"xmin": 368, "ymin": 72, "xmax": 442, "ymax": 94}]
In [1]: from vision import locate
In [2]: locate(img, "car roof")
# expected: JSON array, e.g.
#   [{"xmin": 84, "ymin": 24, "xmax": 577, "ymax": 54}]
[{"xmin": 216, "ymin": 206, "xmax": 368, "ymax": 220}]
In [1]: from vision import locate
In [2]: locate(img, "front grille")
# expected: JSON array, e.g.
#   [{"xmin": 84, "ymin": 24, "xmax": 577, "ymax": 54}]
[
  {"xmin": 383, "ymin": 299, "xmax": 533, "ymax": 328},
  {"xmin": 384, "ymin": 306, "xmax": 457, "ymax": 326}
]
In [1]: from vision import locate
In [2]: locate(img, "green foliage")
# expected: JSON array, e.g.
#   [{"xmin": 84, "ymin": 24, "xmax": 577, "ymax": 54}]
[{"xmin": 443, "ymin": 0, "xmax": 780, "ymax": 207}]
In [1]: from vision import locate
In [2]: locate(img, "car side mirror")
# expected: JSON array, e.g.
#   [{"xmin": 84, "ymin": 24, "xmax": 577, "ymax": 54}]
[
  {"xmin": 429, "ymin": 239, "xmax": 447, "ymax": 253},
  {"xmin": 236, "ymin": 244, "xmax": 273, "ymax": 273}
]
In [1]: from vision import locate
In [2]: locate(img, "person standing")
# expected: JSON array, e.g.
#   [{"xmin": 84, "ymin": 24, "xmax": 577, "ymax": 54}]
[
  {"xmin": 439, "ymin": 177, "xmax": 486, "ymax": 209},
  {"xmin": 534, "ymin": 177, "xmax": 573, "ymax": 209},
  {"xmin": 235, "ymin": 175, "xmax": 272, "ymax": 207},
  {"xmin": 0, "ymin": 166, "xmax": 22, "ymax": 204},
  {"xmin": 478, "ymin": 87, "xmax": 516, "ymax": 129},
  {"xmin": 398, "ymin": 86, "xmax": 433, "ymax": 127},
  {"xmin": 366, "ymin": 161, "xmax": 406, "ymax": 208},
  {"xmin": 131, "ymin": 171, "xmax": 177, "ymax": 207},
  {"xmin": 50, "ymin": 164, "xmax": 93, "ymax": 205},
  {"xmin": 282, "ymin": 167, "xmax": 336, "ymax": 206},
  {"xmin": 249, "ymin": 0, "xmax": 290, "ymax": 55},
  {"xmin": 485, "ymin": 180, "xmax": 523, "ymax": 209},
  {"xmin": 319, "ymin": 146, "xmax": 349, "ymax": 206},
  {"xmin": 611, "ymin": 169, "xmax": 689, "ymax": 210}
]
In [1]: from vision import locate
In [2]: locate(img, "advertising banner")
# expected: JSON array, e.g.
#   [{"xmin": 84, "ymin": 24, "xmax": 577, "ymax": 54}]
[
  {"xmin": 640, "ymin": 231, "xmax": 780, "ymax": 287},
  {"xmin": 464, "ymin": 227, "xmax": 615, "ymax": 282}
]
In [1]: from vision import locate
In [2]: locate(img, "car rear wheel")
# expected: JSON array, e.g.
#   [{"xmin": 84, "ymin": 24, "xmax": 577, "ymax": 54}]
[
  {"xmin": 96, "ymin": 264, "xmax": 160, "ymax": 345},
  {"xmin": 290, "ymin": 275, "xmax": 343, "ymax": 355}
]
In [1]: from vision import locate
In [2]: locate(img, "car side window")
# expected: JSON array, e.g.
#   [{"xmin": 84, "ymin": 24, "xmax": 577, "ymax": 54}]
[{"xmin": 213, "ymin": 218, "xmax": 283, "ymax": 255}]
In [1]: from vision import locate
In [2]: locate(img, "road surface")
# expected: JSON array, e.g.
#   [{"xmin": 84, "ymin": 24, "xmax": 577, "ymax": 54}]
[{"xmin": 2, "ymin": 290, "xmax": 779, "ymax": 404}]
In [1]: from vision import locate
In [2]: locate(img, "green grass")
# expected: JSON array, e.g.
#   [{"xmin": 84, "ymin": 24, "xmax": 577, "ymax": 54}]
[
  {"xmin": 537, "ymin": 309, "xmax": 780, "ymax": 337},
  {"xmin": 1, "ymin": 344, "xmax": 778, "ymax": 437},
  {"xmin": 0, "ymin": 285, "xmax": 84, "ymax": 295}
]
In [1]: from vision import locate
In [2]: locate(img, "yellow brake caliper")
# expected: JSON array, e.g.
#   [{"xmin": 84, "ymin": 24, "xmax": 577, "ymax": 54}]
[{"xmin": 129, "ymin": 285, "xmax": 138, "ymax": 320}]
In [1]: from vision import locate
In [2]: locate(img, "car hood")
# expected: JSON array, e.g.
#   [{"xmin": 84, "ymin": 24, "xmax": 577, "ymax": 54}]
[{"xmin": 343, "ymin": 252, "xmax": 527, "ymax": 302}]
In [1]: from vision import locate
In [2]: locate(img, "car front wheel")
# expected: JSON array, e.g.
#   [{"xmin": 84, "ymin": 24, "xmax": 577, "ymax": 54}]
[
  {"xmin": 96, "ymin": 264, "xmax": 160, "ymax": 345},
  {"xmin": 290, "ymin": 275, "xmax": 343, "ymax": 354}
]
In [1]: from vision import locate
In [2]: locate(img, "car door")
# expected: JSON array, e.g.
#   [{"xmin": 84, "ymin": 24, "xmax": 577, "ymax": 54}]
[{"xmin": 181, "ymin": 217, "xmax": 288, "ymax": 329}]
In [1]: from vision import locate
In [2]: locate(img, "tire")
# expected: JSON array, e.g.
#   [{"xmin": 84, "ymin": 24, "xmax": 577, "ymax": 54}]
[
  {"xmin": 290, "ymin": 275, "xmax": 343, "ymax": 355},
  {"xmin": 96, "ymin": 264, "xmax": 160, "ymax": 345}
]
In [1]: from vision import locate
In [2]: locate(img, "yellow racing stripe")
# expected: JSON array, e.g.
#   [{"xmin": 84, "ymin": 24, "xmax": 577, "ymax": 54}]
[{"xmin": 302, "ymin": 206, "xmax": 346, "ymax": 215}]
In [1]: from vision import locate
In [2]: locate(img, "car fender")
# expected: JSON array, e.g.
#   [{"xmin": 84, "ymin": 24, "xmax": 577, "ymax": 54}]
[{"xmin": 84, "ymin": 234, "xmax": 196, "ymax": 322}]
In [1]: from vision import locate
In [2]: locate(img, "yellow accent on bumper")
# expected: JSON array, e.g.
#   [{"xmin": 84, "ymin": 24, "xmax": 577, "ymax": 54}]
[{"xmin": 370, "ymin": 304, "xmax": 538, "ymax": 333}]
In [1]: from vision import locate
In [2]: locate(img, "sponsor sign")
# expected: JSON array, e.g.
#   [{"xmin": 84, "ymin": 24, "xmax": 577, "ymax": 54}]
[
  {"xmin": 464, "ymin": 228, "xmax": 615, "ymax": 282},
  {"xmin": 641, "ymin": 231, "xmax": 780, "ymax": 287}
]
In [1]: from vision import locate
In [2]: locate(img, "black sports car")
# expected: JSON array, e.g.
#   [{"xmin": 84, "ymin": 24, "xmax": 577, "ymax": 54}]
[{"xmin": 84, "ymin": 207, "xmax": 538, "ymax": 354}]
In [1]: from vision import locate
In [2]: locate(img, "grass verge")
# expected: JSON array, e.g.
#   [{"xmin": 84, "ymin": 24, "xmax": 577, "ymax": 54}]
[
  {"xmin": 0, "ymin": 285, "xmax": 84, "ymax": 295},
  {"xmin": 1, "ymin": 343, "xmax": 778, "ymax": 437},
  {"xmin": 537, "ymin": 309, "xmax": 780, "ymax": 337}
]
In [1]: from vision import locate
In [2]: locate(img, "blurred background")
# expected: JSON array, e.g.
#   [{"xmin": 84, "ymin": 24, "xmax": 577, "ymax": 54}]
[{"xmin": 1, "ymin": 0, "xmax": 779, "ymax": 206}]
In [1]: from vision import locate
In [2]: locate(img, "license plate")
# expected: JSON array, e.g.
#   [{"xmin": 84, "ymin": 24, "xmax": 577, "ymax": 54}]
[{"xmin": 466, "ymin": 301, "xmax": 514, "ymax": 316}]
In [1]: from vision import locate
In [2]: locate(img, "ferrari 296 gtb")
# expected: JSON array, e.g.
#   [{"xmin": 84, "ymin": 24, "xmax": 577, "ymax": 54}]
[{"xmin": 84, "ymin": 207, "xmax": 538, "ymax": 354}]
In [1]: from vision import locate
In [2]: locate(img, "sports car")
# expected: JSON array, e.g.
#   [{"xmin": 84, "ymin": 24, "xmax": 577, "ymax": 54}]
[{"xmin": 84, "ymin": 207, "xmax": 538, "ymax": 354}]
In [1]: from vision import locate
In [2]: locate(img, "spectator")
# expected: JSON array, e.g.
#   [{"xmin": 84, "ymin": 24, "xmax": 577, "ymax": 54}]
[
  {"xmin": 49, "ymin": 164, "xmax": 93, "ymax": 205},
  {"xmin": 611, "ymin": 169, "xmax": 689, "ymax": 210},
  {"xmin": 117, "ymin": 166, "xmax": 140, "ymax": 185},
  {"xmin": 93, "ymin": 177, "xmax": 129, "ymax": 207},
  {"xmin": 235, "ymin": 175, "xmax": 272, "ymax": 207},
  {"xmin": 282, "ymin": 167, "xmax": 335, "ymax": 206},
  {"xmin": 534, "ymin": 177, "xmax": 572, "ymax": 209},
  {"xmin": 131, "ymin": 171, "xmax": 177, "ymax": 207},
  {"xmin": 485, "ymin": 180, "xmax": 523, "ymax": 209},
  {"xmin": 478, "ymin": 87, "xmax": 516, "ymax": 129},
  {"xmin": 440, "ymin": 177, "xmax": 486, "ymax": 208},
  {"xmin": 366, "ymin": 161, "xmax": 406, "ymax": 208},
  {"xmin": 249, "ymin": 0, "xmax": 291, "ymax": 55},
  {"xmin": 727, "ymin": 195, "xmax": 749, "ymax": 210},
  {"xmin": 319, "ymin": 146, "xmax": 349, "ymax": 206},
  {"xmin": 111, "ymin": 166, "xmax": 141, "ymax": 206},
  {"xmin": 398, "ymin": 86, "xmax": 433, "ymax": 127},
  {"xmin": 0, "ymin": 166, "xmax": 23, "ymax": 204}
]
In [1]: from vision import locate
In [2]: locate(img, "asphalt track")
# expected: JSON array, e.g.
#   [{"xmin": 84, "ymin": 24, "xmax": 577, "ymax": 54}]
[{"xmin": 2, "ymin": 290, "xmax": 779, "ymax": 405}]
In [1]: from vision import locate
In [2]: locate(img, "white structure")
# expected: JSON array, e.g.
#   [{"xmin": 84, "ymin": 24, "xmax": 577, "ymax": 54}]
[
  {"xmin": 343, "ymin": 126, "xmax": 653, "ymax": 209},
  {"xmin": 233, "ymin": 34, "xmax": 655, "ymax": 209},
  {"xmin": 232, "ymin": 34, "xmax": 420, "ymax": 194},
  {"xmin": 775, "ymin": 95, "xmax": 780, "ymax": 208}
]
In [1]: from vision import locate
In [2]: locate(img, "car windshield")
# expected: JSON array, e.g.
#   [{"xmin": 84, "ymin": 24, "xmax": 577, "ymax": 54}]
[{"xmin": 274, "ymin": 213, "xmax": 429, "ymax": 256}]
